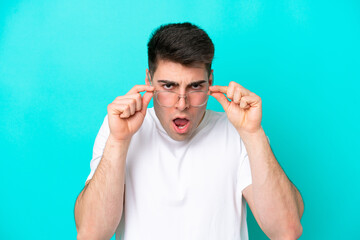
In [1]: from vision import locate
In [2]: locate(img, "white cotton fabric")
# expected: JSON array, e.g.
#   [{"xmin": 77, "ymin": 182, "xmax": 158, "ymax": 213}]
[{"xmin": 86, "ymin": 107, "xmax": 253, "ymax": 240}]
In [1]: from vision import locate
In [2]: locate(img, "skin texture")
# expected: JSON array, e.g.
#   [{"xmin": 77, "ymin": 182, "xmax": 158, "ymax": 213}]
[
  {"xmin": 210, "ymin": 83, "xmax": 304, "ymax": 239},
  {"xmin": 74, "ymin": 60, "xmax": 304, "ymax": 240},
  {"xmin": 74, "ymin": 85, "xmax": 154, "ymax": 240},
  {"xmin": 146, "ymin": 59, "xmax": 213, "ymax": 141}
]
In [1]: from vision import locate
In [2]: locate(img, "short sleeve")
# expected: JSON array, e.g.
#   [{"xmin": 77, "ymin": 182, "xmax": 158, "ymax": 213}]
[
  {"xmin": 237, "ymin": 138, "xmax": 253, "ymax": 193},
  {"xmin": 86, "ymin": 115, "xmax": 110, "ymax": 183}
]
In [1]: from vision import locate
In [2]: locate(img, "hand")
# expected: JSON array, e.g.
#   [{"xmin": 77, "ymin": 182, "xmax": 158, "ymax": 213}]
[
  {"xmin": 107, "ymin": 85, "xmax": 154, "ymax": 141},
  {"xmin": 209, "ymin": 81, "xmax": 262, "ymax": 135}
]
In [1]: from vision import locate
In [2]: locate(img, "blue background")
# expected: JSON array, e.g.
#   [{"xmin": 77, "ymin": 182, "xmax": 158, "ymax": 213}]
[{"xmin": 1, "ymin": 0, "xmax": 359, "ymax": 239}]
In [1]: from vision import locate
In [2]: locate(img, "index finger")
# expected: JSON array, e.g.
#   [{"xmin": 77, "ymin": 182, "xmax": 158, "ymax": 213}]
[
  {"xmin": 127, "ymin": 85, "xmax": 155, "ymax": 94},
  {"xmin": 209, "ymin": 85, "xmax": 228, "ymax": 94}
]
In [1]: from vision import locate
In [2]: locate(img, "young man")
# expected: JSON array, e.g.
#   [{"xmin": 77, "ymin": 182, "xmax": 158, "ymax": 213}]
[{"xmin": 74, "ymin": 22, "xmax": 304, "ymax": 240}]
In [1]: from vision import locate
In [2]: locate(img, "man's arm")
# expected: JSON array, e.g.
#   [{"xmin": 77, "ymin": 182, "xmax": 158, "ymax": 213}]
[
  {"xmin": 241, "ymin": 128, "xmax": 303, "ymax": 239},
  {"xmin": 209, "ymin": 82, "xmax": 304, "ymax": 239},
  {"xmin": 74, "ymin": 84, "xmax": 154, "ymax": 240},
  {"xmin": 74, "ymin": 136, "xmax": 129, "ymax": 240}
]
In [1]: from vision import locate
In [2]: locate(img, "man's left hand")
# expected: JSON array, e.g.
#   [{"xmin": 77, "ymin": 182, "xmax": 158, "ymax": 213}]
[{"xmin": 209, "ymin": 82, "xmax": 262, "ymax": 135}]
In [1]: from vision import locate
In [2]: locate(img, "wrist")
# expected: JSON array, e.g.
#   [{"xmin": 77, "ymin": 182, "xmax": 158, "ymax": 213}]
[
  {"xmin": 238, "ymin": 127, "xmax": 266, "ymax": 144},
  {"xmin": 108, "ymin": 134, "xmax": 132, "ymax": 146}
]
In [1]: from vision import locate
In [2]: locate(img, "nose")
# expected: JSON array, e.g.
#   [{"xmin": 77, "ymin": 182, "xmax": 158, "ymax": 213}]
[{"xmin": 175, "ymin": 94, "xmax": 189, "ymax": 111}]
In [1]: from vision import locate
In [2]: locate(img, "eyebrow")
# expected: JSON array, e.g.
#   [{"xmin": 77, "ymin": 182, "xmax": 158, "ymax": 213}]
[{"xmin": 157, "ymin": 80, "xmax": 207, "ymax": 87}]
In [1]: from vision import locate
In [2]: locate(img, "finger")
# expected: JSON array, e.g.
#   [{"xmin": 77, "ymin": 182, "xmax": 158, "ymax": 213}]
[
  {"xmin": 141, "ymin": 91, "xmax": 154, "ymax": 115},
  {"xmin": 210, "ymin": 83, "xmax": 236, "ymax": 100},
  {"xmin": 233, "ymin": 87, "xmax": 242, "ymax": 104},
  {"xmin": 240, "ymin": 95, "xmax": 261, "ymax": 109},
  {"xmin": 115, "ymin": 93, "xmax": 142, "ymax": 111},
  {"xmin": 226, "ymin": 81, "xmax": 237, "ymax": 100},
  {"xmin": 210, "ymin": 92, "xmax": 230, "ymax": 111},
  {"xmin": 210, "ymin": 81, "xmax": 249, "ymax": 91},
  {"xmin": 127, "ymin": 85, "xmax": 155, "ymax": 94},
  {"xmin": 240, "ymin": 96, "xmax": 251, "ymax": 109},
  {"xmin": 134, "ymin": 93, "xmax": 142, "ymax": 112},
  {"xmin": 115, "ymin": 98, "xmax": 137, "ymax": 115},
  {"xmin": 209, "ymin": 85, "xmax": 228, "ymax": 94},
  {"xmin": 108, "ymin": 103, "xmax": 131, "ymax": 119},
  {"xmin": 119, "ymin": 104, "xmax": 131, "ymax": 118}
]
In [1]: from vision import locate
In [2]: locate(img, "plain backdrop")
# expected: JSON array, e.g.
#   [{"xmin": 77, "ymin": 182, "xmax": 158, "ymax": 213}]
[{"xmin": 0, "ymin": 0, "xmax": 359, "ymax": 239}]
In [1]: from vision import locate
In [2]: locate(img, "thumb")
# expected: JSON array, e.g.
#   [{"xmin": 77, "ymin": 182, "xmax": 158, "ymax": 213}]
[
  {"xmin": 141, "ymin": 91, "xmax": 154, "ymax": 115},
  {"xmin": 210, "ymin": 92, "xmax": 230, "ymax": 111}
]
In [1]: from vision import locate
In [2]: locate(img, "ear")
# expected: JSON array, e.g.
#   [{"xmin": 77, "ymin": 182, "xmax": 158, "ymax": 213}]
[
  {"xmin": 145, "ymin": 69, "xmax": 152, "ymax": 86},
  {"xmin": 209, "ymin": 70, "xmax": 214, "ymax": 86}
]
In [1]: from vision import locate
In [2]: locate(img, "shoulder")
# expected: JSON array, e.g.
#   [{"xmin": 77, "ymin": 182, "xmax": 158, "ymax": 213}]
[
  {"xmin": 133, "ymin": 107, "xmax": 157, "ymax": 136},
  {"xmin": 204, "ymin": 109, "xmax": 227, "ymax": 125},
  {"xmin": 143, "ymin": 107, "xmax": 157, "ymax": 127},
  {"xmin": 203, "ymin": 110, "xmax": 238, "ymax": 136},
  {"xmin": 205, "ymin": 110, "xmax": 234, "ymax": 130},
  {"xmin": 205, "ymin": 109, "xmax": 244, "ymax": 144}
]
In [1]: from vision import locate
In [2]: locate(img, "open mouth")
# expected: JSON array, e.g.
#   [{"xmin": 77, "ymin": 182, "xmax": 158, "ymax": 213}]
[{"xmin": 173, "ymin": 118, "xmax": 190, "ymax": 133}]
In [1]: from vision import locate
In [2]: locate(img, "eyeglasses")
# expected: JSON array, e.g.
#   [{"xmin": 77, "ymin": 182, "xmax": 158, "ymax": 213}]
[{"xmin": 154, "ymin": 90, "xmax": 209, "ymax": 108}]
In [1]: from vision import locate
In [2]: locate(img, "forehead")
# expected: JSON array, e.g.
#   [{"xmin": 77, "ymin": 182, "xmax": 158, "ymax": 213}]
[{"xmin": 153, "ymin": 60, "xmax": 208, "ymax": 84}]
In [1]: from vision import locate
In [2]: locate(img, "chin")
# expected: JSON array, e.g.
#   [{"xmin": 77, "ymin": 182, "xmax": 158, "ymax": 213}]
[{"xmin": 170, "ymin": 133, "xmax": 191, "ymax": 141}]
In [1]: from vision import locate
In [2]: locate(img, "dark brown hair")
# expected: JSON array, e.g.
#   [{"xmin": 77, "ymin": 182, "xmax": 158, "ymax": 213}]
[{"xmin": 147, "ymin": 22, "xmax": 214, "ymax": 77}]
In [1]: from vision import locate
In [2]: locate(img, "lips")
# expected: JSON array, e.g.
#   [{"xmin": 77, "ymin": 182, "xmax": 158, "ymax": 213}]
[{"xmin": 173, "ymin": 117, "xmax": 190, "ymax": 134}]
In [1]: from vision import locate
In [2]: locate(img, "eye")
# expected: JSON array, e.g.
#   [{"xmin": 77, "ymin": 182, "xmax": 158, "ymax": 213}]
[
  {"xmin": 191, "ymin": 83, "xmax": 202, "ymax": 90},
  {"xmin": 162, "ymin": 83, "xmax": 174, "ymax": 90}
]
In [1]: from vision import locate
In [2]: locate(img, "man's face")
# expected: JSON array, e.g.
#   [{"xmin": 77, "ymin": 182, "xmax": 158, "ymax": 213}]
[{"xmin": 146, "ymin": 59, "xmax": 213, "ymax": 141}]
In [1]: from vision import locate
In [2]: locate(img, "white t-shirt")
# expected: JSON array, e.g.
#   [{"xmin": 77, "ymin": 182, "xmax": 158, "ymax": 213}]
[{"xmin": 87, "ymin": 108, "xmax": 253, "ymax": 240}]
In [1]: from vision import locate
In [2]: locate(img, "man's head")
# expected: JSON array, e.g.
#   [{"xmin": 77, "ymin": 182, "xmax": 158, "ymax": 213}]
[
  {"xmin": 147, "ymin": 22, "xmax": 214, "ymax": 78},
  {"xmin": 146, "ymin": 22, "xmax": 215, "ymax": 141}
]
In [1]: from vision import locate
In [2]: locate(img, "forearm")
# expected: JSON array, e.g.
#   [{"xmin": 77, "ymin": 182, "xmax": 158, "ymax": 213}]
[
  {"xmin": 240, "ymin": 128, "xmax": 303, "ymax": 239},
  {"xmin": 75, "ymin": 136, "xmax": 130, "ymax": 240}
]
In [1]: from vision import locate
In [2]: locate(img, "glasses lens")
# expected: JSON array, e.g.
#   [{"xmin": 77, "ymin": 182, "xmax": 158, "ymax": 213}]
[
  {"xmin": 188, "ymin": 91, "xmax": 208, "ymax": 107},
  {"xmin": 156, "ymin": 91, "xmax": 208, "ymax": 107},
  {"xmin": 156, "ymin": 91, "xmax": 178, "ymax": 107}
]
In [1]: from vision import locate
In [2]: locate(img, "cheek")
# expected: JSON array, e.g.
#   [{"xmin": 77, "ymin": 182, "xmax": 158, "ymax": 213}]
[
  {"xmin": 154, "ymin": 104, "xmax": 170, "ymax": 122},
  {"xmin": 191, "ymin": 106, "xmax": 207, "ymax": 122}
]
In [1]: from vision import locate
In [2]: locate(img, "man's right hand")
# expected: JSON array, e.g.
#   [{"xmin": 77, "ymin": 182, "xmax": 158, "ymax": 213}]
[
  {"xmin": 107, "ymin": 85, "xmax": 154, "ymax": 142},
  {"xmin": 76, "ymin": 85, "xmax": 154, "ymax": 239}
]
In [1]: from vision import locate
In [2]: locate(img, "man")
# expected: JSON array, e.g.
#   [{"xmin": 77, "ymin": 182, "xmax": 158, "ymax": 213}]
[{"xmin": 74, "ymin": 22, "xmax": 304, "ymax": 240}]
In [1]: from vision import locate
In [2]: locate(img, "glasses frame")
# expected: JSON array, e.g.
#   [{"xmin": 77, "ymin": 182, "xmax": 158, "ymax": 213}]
[{"xmin": 154, "ymin": 90, "xmax": 209, "ymax": 108}]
